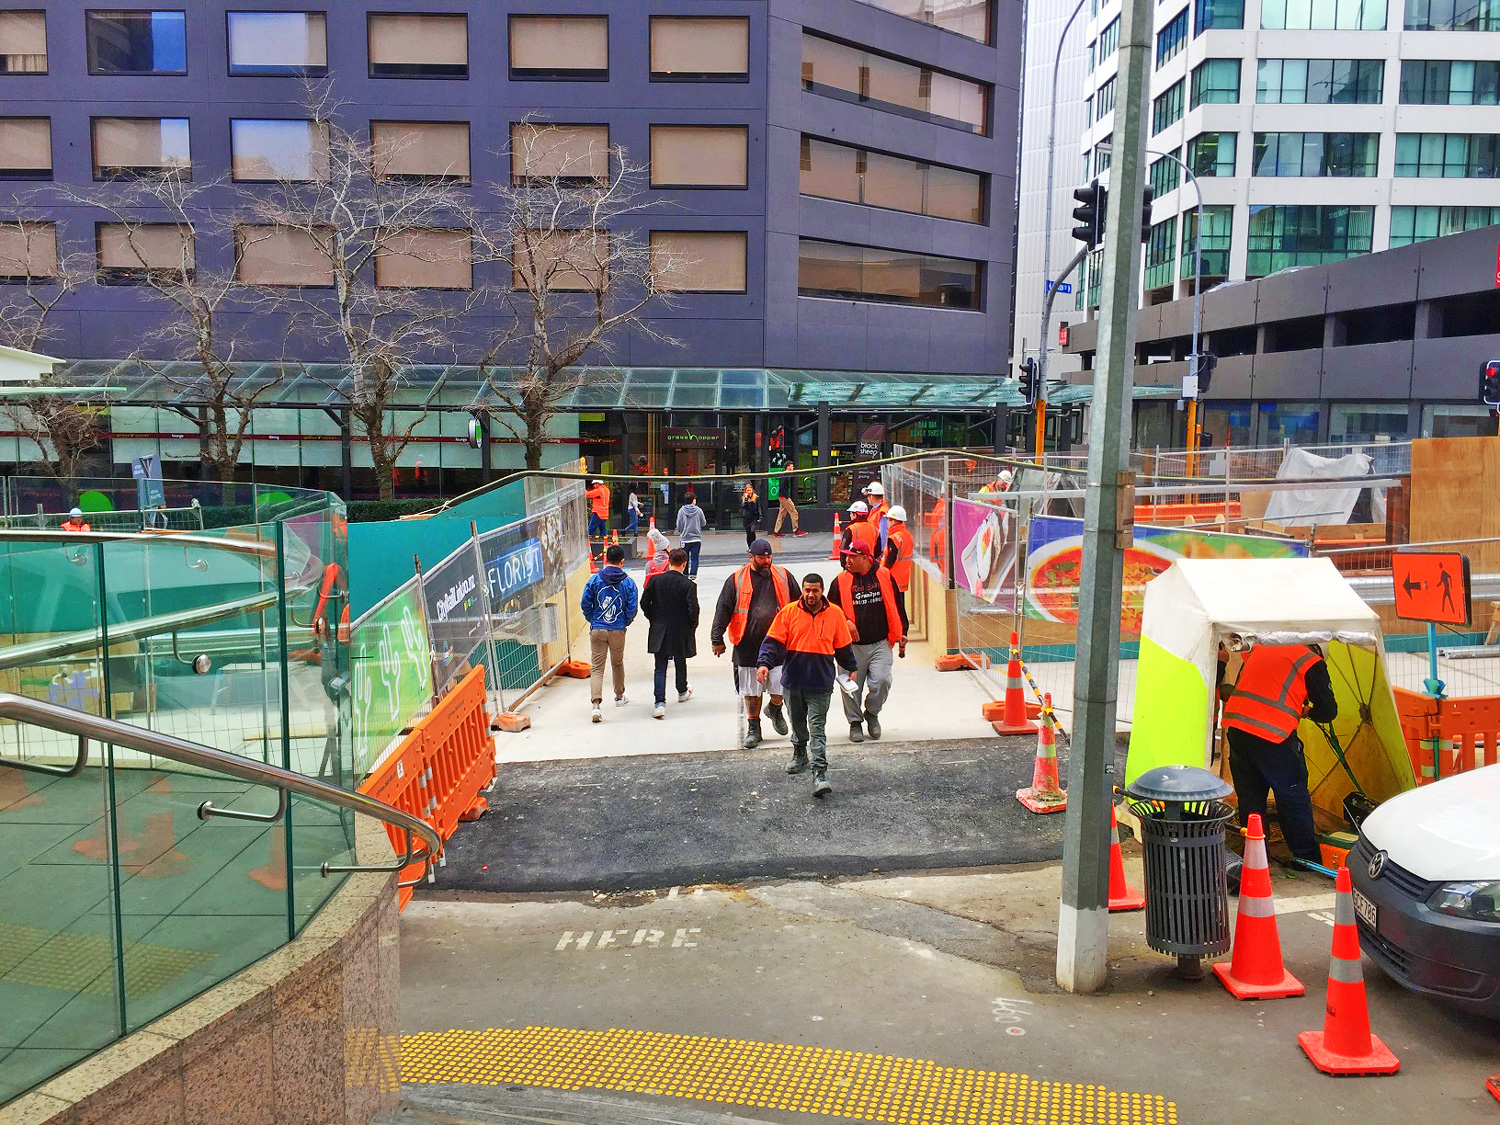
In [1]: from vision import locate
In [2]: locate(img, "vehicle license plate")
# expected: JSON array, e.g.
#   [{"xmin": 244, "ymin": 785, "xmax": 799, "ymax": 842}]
[{"xmin": 1352, "ymin": 887, "xmax": 1377, "ymax": 930}]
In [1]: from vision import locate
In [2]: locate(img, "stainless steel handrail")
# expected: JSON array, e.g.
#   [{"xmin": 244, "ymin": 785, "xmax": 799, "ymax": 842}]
[
  {"xmin": 0, "ymin": 692, "xmax": 441, "ymax": 884},
  {"xmin": 0, "ymin": 529, "xmax": 275, "ymax": 557}
]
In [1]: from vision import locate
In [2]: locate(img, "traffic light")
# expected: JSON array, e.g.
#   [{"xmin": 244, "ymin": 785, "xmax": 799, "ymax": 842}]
[
  {"xmin": 1482, "ymin": 359, "xmax": 1500, "ymax": 405},
  {"xmin": 1019, "ymin": 357, "xmax": 1039, "ymax": 405},
  {"xmin": 1194, "ymin": 352, "xmax": 1218, "ymax": 396},
  {"xmin": 1071, "ymin": 180, "xmax": 1105, "ymax": 249},
  {"xmin": 1140, "ymin": 185, "xmax": 1155, "ymax": 244}
]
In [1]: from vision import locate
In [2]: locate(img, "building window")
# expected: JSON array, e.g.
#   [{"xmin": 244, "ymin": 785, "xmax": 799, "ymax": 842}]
[
  {"xmin": 649, "ymin": 125, "xmax": 748, "ymax": 188},
  {"xmin": 800, "ymin": 32, "xmax": 990, "ymax": 135},
  {"xmin": 1194, "ymin": 0, "xmax": 1244, "ymax": 34},
  {"xmin": 1182, "ymin": 203, "xmax": 1233, "ymax": 277},
  {"xmin": 0, "ymin": 220, "xmax": 56, "ymax": 280},
  {"xmin": 1095, "ymin": 76, "xmax": 1117, "ymax": 119},
  {"xmin": 1253, "ymin": 132, "xmax": 1379, "ymax": 176},
  {"xmin": 1405, "ymin": 0, "xmax": 1500, "ymax": 28},
  {"xmin": 509, "ymin": 122, "xmax": 609, "ymax": 183},
  {"xmin": 1084, "ymin": 95, "xmax": 1093, "ymax": 125},
  {"xmin": 374, "ymin": 228, "xmax": 471, "ymax": 289},
  {"xmin": 86, "ymin": 10, "xmax": 187, "ymax": 75},
  {"xmin": 1262, "ymin": 0, "xmax": 1385, "ymax": 28},
  {"xmin": 1152, "ymin": 80, "xmax": 1184, "ymax": 133},
  {"xmin": 368, "ymin": 13, "xmax": 467, "ymax": 79},
  {"xmin": 235, "ymin": 226, "xmax": 333, "ymax": 286},
  {"xmin": 849, "ymin": 0, "xmax": 992, "ymax": 43},
  {"xmin": 1395, "ymin": 132, "xmax": 1500, "ymax": 176},
  {"xmin": 797, "ymin": 238, "xmax": 981, "ymax": 310},
  {"xmin": 230, "ymin": 119, "xmax": 329, "ymax": 181},
  {"xmin": 509, "ymin": 16, "xmax": 607, "ymax": 81},
  {"xmin": 649, "ymin": 230, "xmax": 748, "ymax": 292},
  {"xmin": 0, "ymin": 117, "xmax": 51, "ymax": 179},
  {"xmin": 91, "ymin": 117, "xmax": 191, "ymax": 180},
  {"xmin": 1096, "ymin": 135, "xmax": 1113, "ymax": 174},
  {"xmin": 1400, "ymin": 59, "xmax": 1500, "ymax": 104},
  {"xmin": 799, "ymin": 135, "xmax": 985, "ymax": 223},
  {"xmin": 370, "ymin": 121, "xmax": 470, "ymax": 182},
  {"xmin": 1098, "ymin": 16, "xmax": 1121, "ymax": 57},
  {"xmin": 1257, "ymin": 59, "xmax": 1383, "ymax": 103},
  {"xmin": 1144, "ymin": 216, "xmax": 1178, "ymax": 291},
  {"xmin": 1245, "ymin": 204, "xmax": 1373, "ymax": 277},
  {"xmin": 649, "ymin": 17, "xmax": 748, "ymax": 80},
  {"xmin": 1157, "ymin": 8, "xmax": 1188, "ymax": 66},
  {"xmin": 227, "ymin": 12, "xmax": 325, "ymax": 76},
  {"xmin": 512, "ymin": 231, "xmax": 607, "ymax": 292},
  {"xmin": 1088, "ymin": 40, "xmax": 1095, "ymax": 72},
  {"xmin": 96, "ymin": 222, "xmax": 192, "ymax": 283},
  {"xmin": 0, "ymin": 11, "xmax": 47, "ymax": 74},
  {"xmin": 1390, "ymin": 204, "xmax": 1500, "ymax": 246},
  {"xmin": 1190, "ymin": 59, "xmax": 1239, "ymax": 107},
  {"xmin": 1149, "ymin": 149, "xmax": 1181, "ymax": 196},
  {"xmin": 1187, "ymin": 131, "xmax": 1236, "ymax": 176}
]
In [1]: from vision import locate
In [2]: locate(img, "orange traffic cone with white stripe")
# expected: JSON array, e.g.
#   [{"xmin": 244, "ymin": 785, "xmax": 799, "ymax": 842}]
[
  {"xmin": 1297, "ymin": 866, "xmax": 1400, "ymax": 1076},
  {"xmin": 828, "ymin": 514, "xmax": 842, "ymax": 560},
  {"xmin": 1016, "ymin": 694, "xmax": 1066, "ymax": 814},
  {"xmin": 1487, "ymin": 1074, "xmax": 1499, "ymax": 1102},
  {"xmin": 1107, "ymin": 803, "xmax": 1145, "ymax": 912},
  {"xmin": 993, "ymin": 632, "xmax": 1039, "ymax": 735},
  {"xmin": 1212, "ymin": 813, "xmax": 1303, "ymax": 998}
]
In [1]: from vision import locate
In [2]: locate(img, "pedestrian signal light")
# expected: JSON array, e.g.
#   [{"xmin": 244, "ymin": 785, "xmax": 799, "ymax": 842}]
[
  {"xmin": 1140, "ymin": 185, "xmax": 1155, "ymax": 244},
  {"xmin": 1071, "ymin": 181, "xmax": 1104, "ymax": 249},
  {"xmin": 1482, "ymin": 359, "xmax": 1500, "ymax": 405},
  {"xmin": 1019, "ymin": 357, "xmax": 1038, "ymax": 405}
]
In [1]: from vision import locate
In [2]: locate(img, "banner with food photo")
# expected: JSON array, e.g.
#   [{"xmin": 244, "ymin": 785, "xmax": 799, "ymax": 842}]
[
  {"xmin": 951, "ymin": 496, "xmax": 1020, "ymax": 610},
  {"xmin": 1025, "ymin": 517, "xmax": 1307, "ymax": 635}
]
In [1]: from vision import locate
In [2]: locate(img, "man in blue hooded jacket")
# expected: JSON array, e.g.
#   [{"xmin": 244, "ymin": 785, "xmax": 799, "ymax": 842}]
[{"xmin": 580, "ymin": 544, "xmax": 638, "ymax": 723}]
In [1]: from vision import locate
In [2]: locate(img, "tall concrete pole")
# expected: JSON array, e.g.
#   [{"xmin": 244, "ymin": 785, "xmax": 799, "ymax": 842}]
[{"xmin": 1056, "ymin": 0, "xmax": 1151, "ymax": 994}]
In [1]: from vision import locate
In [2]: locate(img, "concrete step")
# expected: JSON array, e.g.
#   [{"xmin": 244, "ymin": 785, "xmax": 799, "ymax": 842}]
[{"xmin": 377, "ymin": 1083, "xmax": 777, "ymax": 1125}]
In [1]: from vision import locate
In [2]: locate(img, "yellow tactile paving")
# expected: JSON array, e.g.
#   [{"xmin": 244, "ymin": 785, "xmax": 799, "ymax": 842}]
[{"xmin": 400, "ymin": 1025, "xmax": 1178, "ymax": 1124}]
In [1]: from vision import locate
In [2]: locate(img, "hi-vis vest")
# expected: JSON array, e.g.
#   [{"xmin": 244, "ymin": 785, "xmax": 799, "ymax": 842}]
[
  {"xmin": 1222, "ymin": 644, "xmax": 1322, "ymax": 742},
  {"xmin": 725, "ymin": 564, "xmax": 791, "ymax": 645},
  {"xmin": 846, "ymin": 518, "xmax": 879, "ymax": 555},
  {"xmin": 885, "ymin": 525, "xmax": 914, "ymax": 592},
  {"xmin": 836, "ymin": 568, "xmax": 903, "ymax": 645}
]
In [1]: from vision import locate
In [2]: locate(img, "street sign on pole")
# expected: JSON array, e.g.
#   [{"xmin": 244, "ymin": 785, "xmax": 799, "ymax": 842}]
[
  {"xmin": 1392, "ymin": 551, "xmax": 1471, "ymax": 626},
  {"xmin": 1045, "ymin": 281, "xmax": 1074, "ymax": 294}
]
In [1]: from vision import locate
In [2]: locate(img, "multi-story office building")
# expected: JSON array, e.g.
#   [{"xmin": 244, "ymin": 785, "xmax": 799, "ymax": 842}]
[
  {"xmin": 0, "ymin": 0, "xmax": 1017, "ymax": 500},
  {"xmin": 1073, "ymin": 0, "xmax": 1500, "ymax": 314}
]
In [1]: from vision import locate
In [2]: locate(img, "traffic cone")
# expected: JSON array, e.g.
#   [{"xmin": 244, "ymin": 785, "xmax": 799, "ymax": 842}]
[
  {"xmin": 828, "ymin": 514, "xmax": 842, "ymax": 560},
  {"xmin": 1016, "ymin": 694, "xmax": 1066, "ymax": 814},
  {"xmin": 1107, "ymin": 803, "xmax": 1145, "ymax": 912},
  {"xmin": 123, "ymin": 811, "xmax": 190, "ymax": 879},
  {"xmin": 1297, "ymin": 866, "xmax": 1400, "ymax": 1076},
  {"xmin": 248, "ymin": 827, "xmax": 288, "ymax": 891},
  {"xmin": 992, "ymin": 632, "xmax": 1039, "ymax": 735},
  {"xmin": 1212, "ymin": 813, "xmax": 1303, "ymax": 998},
  {"xmin": 1486, "ymin": 1074, "xmax": 1499, "ymax": 1102},
  {"xmin": 0, "ymin": 768, "xmax": 44, "ymax": 811}
]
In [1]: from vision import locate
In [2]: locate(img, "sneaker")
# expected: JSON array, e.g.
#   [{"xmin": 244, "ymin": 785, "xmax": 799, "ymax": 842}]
[
  {"xmin": 849, "ymin": 722, "xmax": 864, "ymax": 744},
  {"xmin": 794, "ymin": 530, "xmax": 809, "ymax": 537},
  {"xmin": 766, "ymin": 702, "xmax": 789, "ymax": 736},
  {"xmin": 678, "ymin": 688, "xmax": 693, "ymax": 703},
  {"xmin": 743, "ymin": 718, "xmax": 763, "ymax": 750},
  {"xmin": 653, "ymin": 704, "xmax": 665, "ymax": 719},
  {"xmin": 813, "ymin": 773, "xmax": 832, "ymax": 798},
  {"xmin": 786, "ymin": 747, "xmax": 809, "ymax": 774},
  {"xmin": 864, "ymin": 711, "xmax": 882, "ymax": 740},
  {"xmin": 615, "ymin": 695, "xmax": 629, "ymax": 707},
  {"xmin": 772, "ymin": 531, "xmax": 784, "ymax": 537},
  {"xmin": 591, "ymin": 706, "xmax": 602, "ymax": 723}
]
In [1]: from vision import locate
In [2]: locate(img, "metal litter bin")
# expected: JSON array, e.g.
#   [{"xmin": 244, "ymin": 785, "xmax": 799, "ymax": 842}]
[{"xmin": 1124, "ymin": 765, "xmax": 1235, "ymax": 980}]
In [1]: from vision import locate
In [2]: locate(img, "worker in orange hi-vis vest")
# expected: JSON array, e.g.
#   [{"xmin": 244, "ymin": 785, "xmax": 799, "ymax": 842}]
[
  {"xmin": 710, "ymin": 538, "xmax": 798, "ymax": 750},
  {"xmin": 839, "ymin": 501, "xmax": 878, "ymax": 566},
  {"xmin": 1220, "ymin": 642, "xmax": 1338, "ymax": 864},
  {"xmin": 881, "ymin": 506, "xmax": 914, "ymax": 594},
  {"xmin": 60, "ymin": 507, "xmax": 91, "ymax": 532},
  {"xmin": 585, "ymin": 479, "xmax": 611, "ymax": 540},
  {"xmin": 828, "ymin": 542, "xmax": 907, "ymax": 745}
]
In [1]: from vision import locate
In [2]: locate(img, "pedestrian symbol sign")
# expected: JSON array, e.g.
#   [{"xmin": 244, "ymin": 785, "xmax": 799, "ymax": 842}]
[{"xmin": 1392, "ymin": 551, "xmax": 1471, "ymax": 626}]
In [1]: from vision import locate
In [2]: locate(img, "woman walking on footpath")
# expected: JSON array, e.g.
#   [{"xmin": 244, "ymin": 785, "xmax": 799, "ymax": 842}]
[{"xmin": 741, "ymin": 483, "xmax": 762, "ymax": 549}]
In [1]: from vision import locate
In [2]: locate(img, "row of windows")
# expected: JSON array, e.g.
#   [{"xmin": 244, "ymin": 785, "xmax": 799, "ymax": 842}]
[
  {"xmin": 1191, "ymin": 58, "xmax": 1241, "ymax": 105},
  {"xmin": 1256, "ymin": 58, "xmax": 1383, "ymax": 103},
  {"xmin": 1389, "ymin": 204, "xmax": 1500, "ymax": 245},
  {"xmin": 1405, "ymin": 0, "xmax": 1500, "ymax": 29},
  {"xmin": 1150, "ymin": 149, "xmax": 1182, "ymax": 196},
  {"xmin": 1153, "ymin": 80, "xmax": 1185, "ymax": 133},
  {"xmin": 0, "ymin": 10, "xmax": 764, "ymax": 83},
  {"xmin": 1400, "ymin": 59, "xmax": 1500, "ymax": 103},
  {"xmin": 1095, "ymin": 76, "xmax": 1117, "ymax": 120},
  {"xmin": 1252, "ymin": 131, "xmax": 1380, "ymax": 176},
  {"xmin": 1157, "ymin": 8, "xmax": 1189, "ymax": 67},
  {"xmin": 1261, "ymin": 0, "xmax": 1387, "ymax": 28},
  {"xmin": 1104, "ymin": 0, "xmax": 1494, "ymax": 46},
  {"xmin": 1394, "ymin": 132, "xmax": 1500, "ymax": 176},
  {"xmin": 797, "ymin": 238, "xmax": 982, "ymax": 310},
  {"xmin": 851, "ymin": 0, "xmax": 994, "ymax": 44},
  {"xmin": 800, "ymin": 32, "xmax": 991, "ymax": 135},
  {"xmin": 798, "ymin": 136, "xmax": 987, "ymax": 224},
  {"xmin": 1194, "ymin": 0, "xmax": 1245, "ymax": 34},
  {"xmin": 0, "ymin": 222, "xmax": 751, "ymax": 293},
  {"xmin": 0, "ymin": 116, "xmax": 757, "ymax": 188},
  {"xmin": 1246, "ymin": 204, "xmax": 1373, "ymax": 276}
]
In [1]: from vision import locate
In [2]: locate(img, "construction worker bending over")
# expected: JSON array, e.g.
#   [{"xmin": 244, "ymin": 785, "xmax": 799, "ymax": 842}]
[
  {"xmin": 1221, "ymin": 642, "xmax": 1337, "ymax": 864},
  {"xmin": 829, "ymin": 542, "xmax": 907, "ymax": 743},
  {"xmin": 711, "ymin": 538, "xmax": 798, "ymax": 749},
  {"xmin": 757, "ymin": 571, "xmax": 857, "ymax": 799}
]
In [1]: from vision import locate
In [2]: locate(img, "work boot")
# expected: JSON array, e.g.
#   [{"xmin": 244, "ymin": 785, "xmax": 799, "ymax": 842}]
[
  {"xmin": 849, "ymin": 721, "xmax": 864, "ymax": 743},
  {"xmin": 813, "ymin": 772, "xmax": 832, "ymax": 798},
  {"xmin": 863, "ymin": 711, "xmax": 882, "ymax": 740},
  {"xmin": 743, "ymin": 718, "xmax": 763, "ymax": 750},
  {"xmin": 766, "ymin": 702, "xmax": 789, "ymax": 736},
  {"xmin": 786, "ymin": 746, "xmax": 809, "ymax": 774}
]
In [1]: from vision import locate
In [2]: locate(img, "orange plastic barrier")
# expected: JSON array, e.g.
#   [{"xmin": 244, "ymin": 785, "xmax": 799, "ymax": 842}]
[
  {"xmin": 359, "ymin": 664, "xmax": 494, "ymax": 908},
  {"xmin": 1133, "ymin": 501, "xmax": 1241, "ymax": 524},
  {"xmin": 1393, "ymin": 687, "xmax": 1500, "ymax": 784}
]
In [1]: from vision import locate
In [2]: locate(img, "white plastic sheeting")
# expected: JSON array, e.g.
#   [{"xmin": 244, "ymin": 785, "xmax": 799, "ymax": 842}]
[{"xmin": 1261, "ymin": 447, "xmax": 1385, "ymax": 527}]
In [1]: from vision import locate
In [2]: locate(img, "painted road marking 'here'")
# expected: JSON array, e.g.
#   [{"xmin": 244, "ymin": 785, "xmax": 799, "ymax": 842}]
[{"xmin": 555, "ymin": 929, "xmax": 700, "ymax": 951}]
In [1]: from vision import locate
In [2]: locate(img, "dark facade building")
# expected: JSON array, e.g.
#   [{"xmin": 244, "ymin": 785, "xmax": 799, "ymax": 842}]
[
  {"xmin": 1063, "ymin": 222, "xmax": 1500, "ymax": 449},
  {"xmin": 0, "ymin": 0, "xmax": 1020, "ymax": 501}
]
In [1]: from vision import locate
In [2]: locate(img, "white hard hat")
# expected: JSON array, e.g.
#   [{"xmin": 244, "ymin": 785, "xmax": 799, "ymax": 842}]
[
  {"xmin": 864, "ymin": 482, "xmax": 885, "ymax": 495},
  {"xmin": 847, "ymin": 500, "xmax": 868, "ymax": 514},
  {"xmin": 999, "ymin": 469, "xmax": 1014, "ymax": 483},
  {"xmin": 69, "ymin": 507, "xmax": 83, "ymax": 519},
  {"xmin": 887, "ymin": 505, "xmax": 907, "ymax": 522},
  {"xmin": 591, "ymin": 479, "xmax": 603, "ymax": 485}
]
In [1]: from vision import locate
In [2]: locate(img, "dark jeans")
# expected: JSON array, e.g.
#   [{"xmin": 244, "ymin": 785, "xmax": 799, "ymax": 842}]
[
  {"xmin": 684, "ymin": 541, "xmax": 701, "ymax": 576},
  {"xmin": 588, "ymin": 513, "xmax": 606, "ymax": 539},
  {"xmin": 785, "ymin": 687, "xmax": 832, "ymax": 772},
  {"xmin": 743, "ymin": 518, "xmax": 758, "ymax": 548},
  {"xmin": 1227, "ymin": 727, "xmax": 1320, "ymax": 862},
  {"xmin": 653, "ymin": 651, "xmax": 688, "ymax": 704}
]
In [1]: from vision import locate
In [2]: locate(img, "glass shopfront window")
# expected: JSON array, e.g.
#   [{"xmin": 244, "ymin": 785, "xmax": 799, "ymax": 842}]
[
  {"xmin": 1256, "ymin": 401, "xmax": 1321, "ymax": 445},
  {"xmin": 1329, "ymin": 403, "xmax": 1411, "ymax": 442}
]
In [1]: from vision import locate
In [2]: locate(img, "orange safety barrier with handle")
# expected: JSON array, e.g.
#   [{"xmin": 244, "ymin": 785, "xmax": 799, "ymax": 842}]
[{"xmin": 1393, "ymin": 687, "xmax": 1500, "ymax": 784}]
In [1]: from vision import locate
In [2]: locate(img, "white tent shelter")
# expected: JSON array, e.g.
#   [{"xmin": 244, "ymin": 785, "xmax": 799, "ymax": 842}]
[{"xmin": 0, "ymin": 345, "xmax": 57, "ymax": 384}]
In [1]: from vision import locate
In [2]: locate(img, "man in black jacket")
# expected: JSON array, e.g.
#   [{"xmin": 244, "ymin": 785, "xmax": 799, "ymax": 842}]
[
  {"xmin": 641, "ymin": 548, "xmax": 698, "ymax": 719},
  {"xmin": 711, "ymin": 538, "xmax": 798, "ymax": 748}
]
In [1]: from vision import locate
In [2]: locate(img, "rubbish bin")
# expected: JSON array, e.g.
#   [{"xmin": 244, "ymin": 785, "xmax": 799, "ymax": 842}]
[{"xmin": 1124, "ymin": 765, "xmax": 1235, "ymax": 980}]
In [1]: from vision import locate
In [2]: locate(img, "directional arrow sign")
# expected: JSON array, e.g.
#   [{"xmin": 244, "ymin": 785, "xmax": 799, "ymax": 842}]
[{"xmin": 1392, "ymin": 551, "xmax": 1471, "ymax": 626}]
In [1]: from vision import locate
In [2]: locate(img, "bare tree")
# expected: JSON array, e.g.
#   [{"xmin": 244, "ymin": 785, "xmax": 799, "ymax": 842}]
[
  {"xmin": 0, "ymin": 205, "xmax": 105, "ymax": 487},
  {"xmin": 472, "ymin": 121, "xmax": 685, "ymax": 471},
  {"xmin": 238, "ymin": 84, "xmax": 480, "ymax": 501}
]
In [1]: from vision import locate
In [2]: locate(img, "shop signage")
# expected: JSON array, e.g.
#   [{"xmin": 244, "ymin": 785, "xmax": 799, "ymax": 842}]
[{"xmin": 662, "ymin": 427, "xmax": 728, "ymax": 448}]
